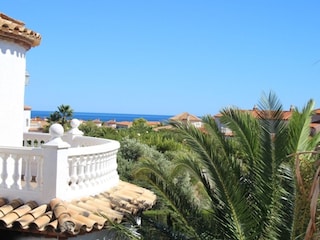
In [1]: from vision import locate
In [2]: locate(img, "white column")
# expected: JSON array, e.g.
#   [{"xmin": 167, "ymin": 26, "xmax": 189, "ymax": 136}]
[{"xmin": 40, "ymin": 123, "xmax": 70, "ymax": 204}]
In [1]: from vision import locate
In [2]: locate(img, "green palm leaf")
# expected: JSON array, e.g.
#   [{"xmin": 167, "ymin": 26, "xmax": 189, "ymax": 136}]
[
  {"xmin": 170, "ymin": 118, "xmax": 255, "ymax": 240},
  {"xmin": 133, "ymin": 157, "xmax": 201, "ymax": 239}
]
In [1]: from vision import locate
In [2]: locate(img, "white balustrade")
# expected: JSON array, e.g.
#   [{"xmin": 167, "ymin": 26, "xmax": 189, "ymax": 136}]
[
  {"xmin": 0, "ymin": 119, "xmax": 120, "ymax": 204},
  {"xmin": 23, "ymin": 132, "xmax": 51, "ymax": 147}
]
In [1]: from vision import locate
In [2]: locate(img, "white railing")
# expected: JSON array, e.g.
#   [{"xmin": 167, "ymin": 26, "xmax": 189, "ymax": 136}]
[
  {"xmin": 0, "ymin": 119, "xmax": 120, "ymax": 204},
  {"xmin": 23, "ymin": 132, "xmax": 51, "ymax": 147}
]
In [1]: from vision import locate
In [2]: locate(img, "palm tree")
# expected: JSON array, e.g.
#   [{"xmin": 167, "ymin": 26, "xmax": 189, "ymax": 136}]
[
  {"xmin": 57, "ymin": 104, "xmax": 73, "ymax": 126},
  {"xmin": 46, "ymin": 104, "xmax": 73, "ymax": 130},
  {"xmin": 134, "ymin": 92, "xmax": 320, "ymax": 239}
]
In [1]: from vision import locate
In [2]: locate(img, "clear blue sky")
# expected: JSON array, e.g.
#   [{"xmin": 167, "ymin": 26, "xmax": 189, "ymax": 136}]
[{"xmin": 2, "ymin": 1, "xmax": 320, "ymax": 116}]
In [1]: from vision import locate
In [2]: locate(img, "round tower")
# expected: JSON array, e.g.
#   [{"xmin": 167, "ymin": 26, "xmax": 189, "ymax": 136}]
[{"xmin": 0, "ymin": 13, "xmax": 41, "ymax": 146}]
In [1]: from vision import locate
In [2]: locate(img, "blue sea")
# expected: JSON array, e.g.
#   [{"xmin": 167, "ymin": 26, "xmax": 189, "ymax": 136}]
[{"xmin": 31, "ymin": 110, "xmax": 173, "ymax": 123}]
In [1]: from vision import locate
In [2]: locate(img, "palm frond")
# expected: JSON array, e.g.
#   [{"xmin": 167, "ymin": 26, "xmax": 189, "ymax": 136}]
[
  {"xmin": 252, "ymin": 91, "xmax": 294, "ymax": 239},
  {"xmin": 133, "ymin": 157, "xmax": 202, "ymax": 239},
  {"xmin": 170, "ymin": 119, "xmax": 257, "ymax": 240}
]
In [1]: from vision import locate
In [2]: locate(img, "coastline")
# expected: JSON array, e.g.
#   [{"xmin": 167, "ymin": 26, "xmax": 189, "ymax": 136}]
[{"xmin": 31, "ymin": 110, "xmax": 173, "ymax": 123}]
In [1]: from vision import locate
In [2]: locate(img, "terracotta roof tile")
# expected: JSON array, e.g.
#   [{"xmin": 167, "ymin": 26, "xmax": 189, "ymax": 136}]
[
  {"xmin": 0, "ymin": 13, "xmax": 41, "ymax": 49},
  {"xmin": 14, "ymin": 204, "xmax": 49, "ymax": 229},
  {"xmin": 0, "ymin": 180, "xmax": 156, "ymax": 238},
  {"xmin": 29, "ymin": 210, "xmax": 53, "ymax": 230},
  {"xmin": 1, "ymin": 201, "xmax": 38, "ymax": 226}
]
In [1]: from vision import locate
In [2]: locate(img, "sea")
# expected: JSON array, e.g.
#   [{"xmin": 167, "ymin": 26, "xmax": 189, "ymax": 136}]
[{"xmin": 31, "ymin": 110, "xmax": 173, "ymax": 123}]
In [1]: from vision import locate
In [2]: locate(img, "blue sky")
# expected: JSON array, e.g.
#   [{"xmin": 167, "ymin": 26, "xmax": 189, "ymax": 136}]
[{"xmin": 2, "ymin": 1, "xmax": 320, "ymax": 116}]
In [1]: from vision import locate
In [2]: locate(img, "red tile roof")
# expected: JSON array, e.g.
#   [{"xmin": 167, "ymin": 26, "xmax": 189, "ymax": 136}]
[
  {"xmin": 170, "ymin": 112, "xmax": 201, "ymax": 122},
  {"xmin": 0, "ymin": 13, "xmax": 41, "ymax": 50},
  {"xmin": 0, "ymin": 181, "xmax": 156, "ymax": 238}
]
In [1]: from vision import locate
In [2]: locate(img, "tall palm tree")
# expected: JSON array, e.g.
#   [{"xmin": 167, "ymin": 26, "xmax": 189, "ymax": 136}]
[
  {"xmin": 134, "ymin": 92, "xmax": 320, "ymax": 239},
  {"xmin": 46, "ymin": 104, "xmax": 74, "ymax": 131},
  {"xmin": 57, "ymin": 104, "xmax": 73, "ymax": 126}
]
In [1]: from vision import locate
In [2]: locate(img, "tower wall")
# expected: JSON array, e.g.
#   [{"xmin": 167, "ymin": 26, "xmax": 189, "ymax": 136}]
[{"xmin": 0, "ymin": 40, "xmax": 26, "ymax": 146}]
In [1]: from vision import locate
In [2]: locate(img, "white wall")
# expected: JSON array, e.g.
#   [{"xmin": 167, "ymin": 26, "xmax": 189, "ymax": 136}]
[
  {"xmin": 24, "ymin": 108, "xmax": 31, "ymax": 132},
  {"xmin": 0, "ymin": 40, "xmax": 26, "ymax": 146}
]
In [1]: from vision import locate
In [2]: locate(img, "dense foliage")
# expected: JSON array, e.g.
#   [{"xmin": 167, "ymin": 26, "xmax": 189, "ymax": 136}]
[
  {"xmin": 55, "ymin": 92, "xmax": 320, "ymax": 239},
  {"xmin": 131, "ymin": 93, "xmax": 320, "ymax": 239}
]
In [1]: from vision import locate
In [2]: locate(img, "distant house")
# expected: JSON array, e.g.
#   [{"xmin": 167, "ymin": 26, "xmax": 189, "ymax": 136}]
[
  {"xmin": 92, "ymin": 119, "xmax": 102, "ymax": 127},
  {"xmin": 146, "ymin": 121, "xmax": 161, "ymax": 128},
  {"xmin": 170, "ymin": 112, "xmax": 203, "ymax": 128},
  {"xmin": 116, "ymin": 121, "xmax": 133, "ymax": 129},
  {"xmin": 104, "ymin": 119, "xmax": 117, "ymax": 129},
  {"xmin": 29, "ymin": 117, "xmax": 48, "ymax": 132}
]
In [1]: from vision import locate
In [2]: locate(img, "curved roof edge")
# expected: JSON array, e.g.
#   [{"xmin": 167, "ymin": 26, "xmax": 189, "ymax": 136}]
[{"xmin": 0, "ymin": 13, "xmax": 41, "ymax": 50}]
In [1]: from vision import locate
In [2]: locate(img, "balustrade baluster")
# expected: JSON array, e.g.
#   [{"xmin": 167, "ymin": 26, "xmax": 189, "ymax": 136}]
[
  {"xmin": 99, "ymin": 153, "xmax": 105, "ymax": 184},
  {"xmin": 91, "ymin": 154, "xmax": 98, "ymax": 185},
  {"xmin": 0, "ymin": 154, "xmax": 8, "ymax": 188},
  {"xmin": 83, "ymin": 155, "xmax": 91, "ymax": 187},
  {"xmin": 87, "ymin": 155, "xmax": 94, "ymax": 185},
  {"xmin": 77, "ymin": 155, "xmax": 86, "ymax": 189},
  {"xmin": 105, "ymin": 154, "xmax": 110, "ymax": 182},
  {"xmin": 26, "ymin": 156, "xmax": 33, "ymax": 189},
  {"xmin": 102, "ymin": 153, "xmax": 109, "ymax": 184},
  {"xmin": 12, "ymin": 154, "xmax": 22, "ymax": 190},
  {"xmin": 96, "ymin": 154, "xmax": 103, "ymax": 185},
  {"xmin": 34, "ymin": 155, "xmax": 43, "ymax": 190},
  {"xmin": 106, "ymin": 152, "xmax": 111, "ymax": 174},
  {"xmin": 112, "ymin": 153, "xmax": 118, "ymax": 172},
  {"xmin": 69, "ymin": 156, "xmax": 79, "ymax": 189}
]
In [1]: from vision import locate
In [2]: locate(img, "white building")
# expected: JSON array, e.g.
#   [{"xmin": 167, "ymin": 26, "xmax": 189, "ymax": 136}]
[
  {"xmin": 0, "ymin": 13, "xmax": 41, "ymax": 147},
  {"xmin": 0, "ymin": 13, "xmax": 156, "ymax": 239}
]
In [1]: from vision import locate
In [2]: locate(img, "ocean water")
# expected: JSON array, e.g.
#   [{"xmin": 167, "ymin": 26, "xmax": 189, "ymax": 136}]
[{"xmin": 31, "ymin": 110, "xmax": 173, "ymax": 122}]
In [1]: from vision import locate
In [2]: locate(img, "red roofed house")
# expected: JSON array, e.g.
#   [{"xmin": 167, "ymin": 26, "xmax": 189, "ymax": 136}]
[
  {"xmin": 105, "ymin": 120, "xmax": 117, "ymax": 129},
  {"xmin": 170, "ymin": 112, "xmax": 203, "ymax": 128},
  {"xmin": 116, "ymin": 121, "xmax": 133, "ymax": 129},
  {"xmin": 0, "ymin": 13, "xmax": 156, "ymax": 239}
]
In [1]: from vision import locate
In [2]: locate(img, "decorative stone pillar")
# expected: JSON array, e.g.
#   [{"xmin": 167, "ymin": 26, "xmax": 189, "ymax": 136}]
[
  {"xmin": 66, "ymin": 119, "xmax": 84, "ymax": 147},
  {"xmin": 41, "ymin": 123, "xmax": 70, "ymax": 203}
]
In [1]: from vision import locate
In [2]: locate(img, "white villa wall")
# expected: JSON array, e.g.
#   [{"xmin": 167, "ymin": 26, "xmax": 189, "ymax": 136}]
[
  {"xmin": 0, "ymin": 40, "xmax": 26, "ymax": 147},
  {"xmin": 192, "ymin": 121, "xmax": 203, "ymax": 128},
  {"xmin": 24, "ymin": 108, "xmax": 31, "ymax": 132}
]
